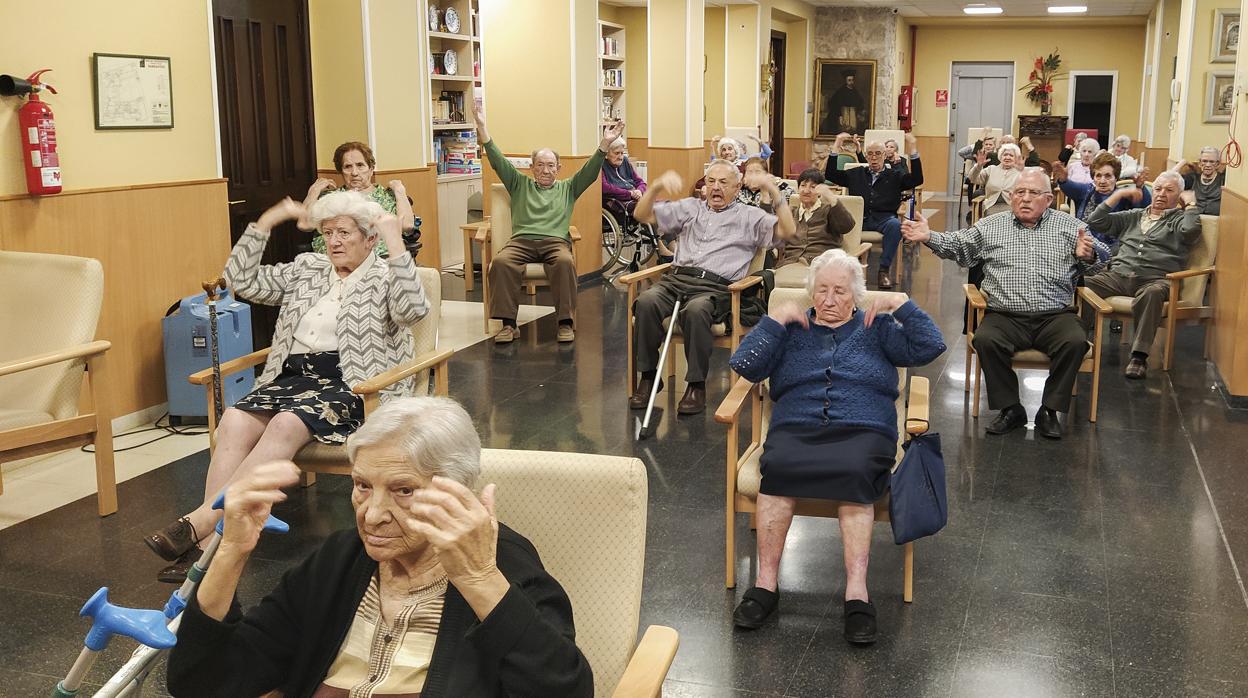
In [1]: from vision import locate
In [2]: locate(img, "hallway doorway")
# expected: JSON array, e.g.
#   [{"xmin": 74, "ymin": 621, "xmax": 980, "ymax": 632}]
[
  {"xmin": 947, "ymin": 62, "xmax": 1013, "ymax": 195},
  {"xmin": 1069, "ymin": 71, "xmax": 1118, "ymax": 148},
  {"xmin": 767, "ymin": 30, "xmax": 786, "ymax": 176}
]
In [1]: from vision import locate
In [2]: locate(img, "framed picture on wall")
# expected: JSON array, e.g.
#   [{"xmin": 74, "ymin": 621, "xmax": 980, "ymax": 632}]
[
  {"xmin": 1205, "ymin": 71, "xmax": 1234, "ymax": 123},
  {"xmin": 813, "ymin": 59, "xmax": 876, "ymax": 139},
  {"xmin": 92, "ymin": 53, "xmax": 174, "ymax": 129},
  {"xmin": 1212, "ymin": 9, "xmax": 1240, "ymax": 63}
]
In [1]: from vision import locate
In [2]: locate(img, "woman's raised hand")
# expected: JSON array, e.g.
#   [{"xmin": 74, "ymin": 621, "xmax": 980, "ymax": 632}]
[
  {"xmin": 863, "ymin": 295, "xmax": 906, "ymax": 327},
  {"xmin": 308, "ymin": 178, "xmax": 337, "ymax": 197},
  {"xmin": 403, "ymin": 478, "xmax": 500, "ymax": 588},
  {"xmin": 768, "ymin": 303, "xmax": 810, "ymax": 329},
  {"xmin": 218, "ymin": 461, "xmax": 301, "ymax": 554},
  {"xmin": 371, "ymin": 212, "xmax": 404, "ymax": 251},
  {"xmin": 257, "ymin": 197, "xmax": 308, "ymax": 232}
]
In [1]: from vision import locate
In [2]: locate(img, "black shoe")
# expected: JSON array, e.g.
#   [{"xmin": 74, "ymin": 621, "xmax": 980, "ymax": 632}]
[
  {"xmin": 733, "ymin": 587, "xmax": 779, "ymax": 630},
  {"xmin": 1034, "ymin": 407, "xmax": 1063, "ymax": 439},
  {"xmin": 629, "ymin": 377, "xmax": 663, "ymax": 410},
  {"xmin": 677, "ymin": 385, "xmax": 707, "ymax": 415},
  {"xmin": 844, "ymin": 599, "xmax": 878, "ymax": 645},
  {"xmin": 985, "ymin": 405, "xmax": 1026, "ymax": 435},
  {"xmin": 1124, "ymin": 357, "xmax": 1147, "ymax": 380},
  {"xmin": 144, "ymin": 517, "xmax": 200, "ymax": 562},
  {"xmin": 157, "ymin": 547, "xmax": 203, "ymax": 584}
]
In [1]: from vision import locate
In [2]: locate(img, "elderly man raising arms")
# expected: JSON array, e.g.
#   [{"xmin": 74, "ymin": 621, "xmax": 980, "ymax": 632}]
[
  {"xmin": 824, "ymin": 131, "xmax": 924, "ymax": 289},
  {"xmin": 903, "ymin": 168, "xmax": 1109, "ymax": 439},
  {"xmin": 631, "ymin": 162, "xmax": 796, "ymax": 414},
  {"xmin": 1082, "ymin": 172, "xmax": 1202, "ymax": 379},
  {"xmin": 471, "ymin": 104, "xmax": 624, "ymax": 344}
]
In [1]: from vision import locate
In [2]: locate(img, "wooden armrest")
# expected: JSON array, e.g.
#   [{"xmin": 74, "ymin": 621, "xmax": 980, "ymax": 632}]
[
  {"xmin": 474, "ymin": 223, "xmax": 492, "ymax": 243},
  {"xmin": 1077, "ymin": 286, "xmax": 1112, "ymax": 315},
  {"xmin": 853, "ymin": 241, "xmax": 872, "ymax": 261},
  {"xmin": 610, "ymin": 625, "xmax": 679, "ymax": 698},
  {"xmin": 353, "ymin": 348, "xmax": 455, "ymax": 396},
  {"xmin": 963, "ymin": 284, "xmax": 987, "ymax": 310},
  {"xmin": 727, "ymin": 275, "xmax": 763, "ymax": 293},
  {"xmin": 905, "ymin": 375, "xmax": 930, "ymax": 435},
  {"xmin": 971, "ymin": 195, "xmax": 984, "ymax": 204},
  {"xmin": 0, "ymin": 340, "xmax": 112, "ymax": 379},
  {"xmin": 569, "ymin": 225, "xmax": 581, "ymax": 242},
  {"xmin": 189, "ymin": 348, "xmax": 271, "ymax": 385},
  {"xmin": 618, "ymin": 263, "xmax": 671, "ymax": 285},
  {"xmin": 714, "ymin": 376, "xmax": 757, "ymax": 424},
  {"xmin": 1165, "ymin": 266, "xmax": 1215, "ymax": 280}
]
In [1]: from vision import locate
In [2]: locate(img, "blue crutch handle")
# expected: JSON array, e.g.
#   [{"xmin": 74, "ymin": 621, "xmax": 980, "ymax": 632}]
[
  {"xmin": 79, "ymin": 588, "xmax": 178, "ymax": 651},
  {"xmin": 211, "ymin": 493, "xmax": 290, "ymax": 536}
]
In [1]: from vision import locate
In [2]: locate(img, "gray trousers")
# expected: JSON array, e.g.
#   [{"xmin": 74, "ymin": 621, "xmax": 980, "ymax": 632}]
[
  {"xmin": 972, "ymin": 310, "xmax": 1088, "ymax": 412},
  {"xmin": 488, "ymin": 236, "xmax": 577, "ymax": 323},
  {"xmin": 1082, "ymin": 271, "xmax": 1169, "ymax": 356},
  {"xmin": 633, "ymin": 274, "xmax": 728, "ymax": 383}
]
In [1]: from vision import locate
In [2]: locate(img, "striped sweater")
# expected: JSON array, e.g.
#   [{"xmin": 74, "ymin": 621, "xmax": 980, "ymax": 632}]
[{"xmin": 224, "ymin": 224, "xmax": 430, "ymax": 399}]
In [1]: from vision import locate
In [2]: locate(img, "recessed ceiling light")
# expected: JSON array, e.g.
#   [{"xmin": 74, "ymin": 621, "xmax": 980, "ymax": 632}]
[
  {"xmin": 963, "ymin": 5, "xmax": 1004, "ymax": 15},
  {"xmin": 1048, "ymin": 5, "xmax": 1088, "ymax": 13}
]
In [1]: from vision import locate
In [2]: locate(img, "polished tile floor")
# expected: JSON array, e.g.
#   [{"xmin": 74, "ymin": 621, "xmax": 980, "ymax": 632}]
[{"xmin": 3, "ymin": 204, "xmax": 1248, "ymax": 696}]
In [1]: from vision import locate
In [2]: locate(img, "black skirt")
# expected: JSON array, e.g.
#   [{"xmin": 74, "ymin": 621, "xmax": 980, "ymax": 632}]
[
  {"xmin": 232, "ymin": 352, "xmax": 364, "ymax": 444},
  {"xmin": 758, "ymin": 423, "xmax": 896, "ymax": 503}
]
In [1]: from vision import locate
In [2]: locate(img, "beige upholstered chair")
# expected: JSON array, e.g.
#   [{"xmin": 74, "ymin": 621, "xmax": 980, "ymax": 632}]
[
  {"xmin": 963, "ymin": 284, "xmax": 1109, "ymax": 422},
  {"xmin": 478, "ymin": 449, "xmax": 678, "ymax": 697},
  {"xmin": 0, "ymin": 251, "xmax": 117, "ymax": 516},
  {"xmin": 190, "ymin": 267, "xmax": 451, "ymax": 481},
  {"xmin": 714, "ymin": 288, "xmax": 930, "ymax": 600},
  {"xmin": 774, "ymin": 194, "xmax": 872, "ymax": 289},
  {"xmin": 476, "ymin": 183, "xmax": 581, "ymax": 333},
  {"xmin": 1086, "ymin": 214, "xmax": 1217, "ymax": 371}
]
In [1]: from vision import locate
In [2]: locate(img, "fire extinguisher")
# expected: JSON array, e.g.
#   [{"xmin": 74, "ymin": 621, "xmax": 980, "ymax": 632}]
[
  {"xmin": 898, "ymin": 85, "xmax": 914, "ymax": 131},
  {"xmin": 0, "ymin": 69, "xmax": 62, "ymax": 195}
]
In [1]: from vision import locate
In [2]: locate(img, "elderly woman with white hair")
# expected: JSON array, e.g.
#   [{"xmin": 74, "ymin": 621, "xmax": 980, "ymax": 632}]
[
  {"xmin": 601, "ymin": 137, "xmax": 646, "ymax": 205},
  {"xmin": 1178, "ymin": 146, "xmax": 1225, "ymax": 215},
  {"xmin": 1111, "ymin": 135, "xmax": 1141, "ymax": 179},
  {"xmin": 727, "ymin": 249, "xmax": 945, "ymax": 643},
  {"xmin": 143, "ymin": 191, "xmax": 430, "ymax": 583},
  {"xmin": 1064, "ymin": 138, "xmax": 1101, "ymax": 185},
  {"xmin": 166, "ymin": 397, "xmax": 593, "ymax": 697},
  {"xmin": 970, "ymin": 143, "xmax": 1026, "ymax": 217}
]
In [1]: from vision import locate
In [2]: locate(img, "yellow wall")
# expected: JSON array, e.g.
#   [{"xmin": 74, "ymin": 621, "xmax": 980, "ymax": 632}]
[
  {"xmin": 705, "ymin": 7, "xmax": 727, "ymax": 138},
  {"xmin": 767, "ymin": 1, "xmax": 815, "ymax": 139},
  {"xmin": 1176, "ymin": 0, "xmax": 1239, "ymax": 162},
  {"xmin": 1227, "ymin": 0, "xmax": 1248, "ymax": 192},
  {"xmin": 0, "ymin": 1, "xmax": 218, "ymax": 195},
  {"xmin": 725, "ymin": 4, "xmax": 760, "ymax": 129},
  {"xmin": 367, "ymin": 0, "xmax": 430, "ymax": 168},
  {"xmin": 598, "ymin": 2, "xmax": 621, "ymax": 23},
  {"xmin": 897, "ymin": 15, "xmax": 913, "ymax": 104},
  {"xmin": 481, "ymin": 0, "xmax": 573, "ymax": 152},
  {"xmin": 648, "ymin": 0, "xmax": 703, "ymax": 147},
  {"xmin": 617, "ymin": 7, "xmax": 649, "ymax": 136},
  {"xmin": 1147, "ymin": 0, "xmax": 1182, "ymax": 148},
  {"xmin": 309, "ymin": 0, "xmax": 368, "ymax": 170},
  {"xmin": 912, "ymin": 21, "xmax": 1147, "ymax": 140}
]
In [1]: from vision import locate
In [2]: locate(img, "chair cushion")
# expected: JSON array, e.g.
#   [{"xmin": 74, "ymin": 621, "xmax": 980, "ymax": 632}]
[
  {"xmin": 774, "ymin": 263, "xmax": 809, "ymax": 289},
  {"xmin": 522, "ymin": 263, "xmax": 547, "ymax": 280},
  {"xmin": 1105, "ymin": 295, "xmax": 1189, "ymax": 315},
  {"xmin": 737, "ymin": 445, "xmax": 764, "ymax": 498},
  {"xmin": 0, "ymin": 408, "xmax": 54, "ymax": 432},
  {"xmin": 662, "ymin": 316, "xmax": 728, "ymax": 338},
  {"xmin": 1013, "ymin": 346, "xmax": 1093, "ymax": 363},
  {"xmin": 860, "ymin": 230, "xmax": 883, "ymax": 243}
]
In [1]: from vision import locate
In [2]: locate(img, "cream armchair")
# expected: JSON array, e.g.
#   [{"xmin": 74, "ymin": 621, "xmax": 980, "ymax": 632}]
[
  {"xmin": 714, "ymin": 288, "xmax": 930, "ymax": 600},
  {"xmin": 773, "ymin": 194, "xmax": 871, "ymax": 289},
  {"xmin": 0, "ymin": 251, "xmax": 117, "ymax": 516},
  {"xmin": 478, "ymin": 449, "xmax": 678, "ymax": 697},
  {"xmin": 190, "ymin": 267, "xmax": 451, "ymax": 481},
  {"xmin": 476, "ymin": 183, "xmax": 580, "ymax": 333}
]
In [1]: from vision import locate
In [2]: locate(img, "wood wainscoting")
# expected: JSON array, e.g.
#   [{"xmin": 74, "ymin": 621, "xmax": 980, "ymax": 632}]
[
  {"xmin": 916, "ymin": 136, "xmax": 951, "ymax": 196},
  {"xmin": 626, "ymin": 138, "xmax": 649, "ymax": 161},
  {"xmin": 1211, "ymin": 187, "xmax": 1248, "ymax": 398},
  {"xmin": 481, "ymin": 153, "xmax": 604, "ymax": 278},
  {"xmin": 313, "ymin": 167, "xmax": 441, "ymax": 269},
  {"xmin": 1140, "ymin": 147, "xmax": 1171, "ymax": 172},
  {"xmin": 783, "ymin": 138, "xmax": 813, "ymax": 177},
  {"xmin": 646, "ymin": 146, "xmax": 706, "ymax": 196},
  {"xmin": 0, "ymin": 179, "xmax": 232, "ymax": 417}
]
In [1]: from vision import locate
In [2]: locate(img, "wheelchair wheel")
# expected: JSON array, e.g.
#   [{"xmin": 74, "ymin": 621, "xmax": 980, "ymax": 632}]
[
  {"xmin": 625, "ymin": 221, "xmax": 658, "ymax": 267},
  {"xmin": 600, "ymin": 210, "xmax": 625, "ymax": 275}
]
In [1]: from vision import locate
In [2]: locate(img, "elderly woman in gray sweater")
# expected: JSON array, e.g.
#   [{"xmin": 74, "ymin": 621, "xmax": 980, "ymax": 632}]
[{"xmin": 143, "ymin": 191, "xmax": 429, "ymax": 583}]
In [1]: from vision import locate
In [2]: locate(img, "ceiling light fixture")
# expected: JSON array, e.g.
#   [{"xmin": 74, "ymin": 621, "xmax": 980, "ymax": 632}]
[
  {"xmin": 1047, "ymin": 5, "xmax": 1088, "ymax": 13},
  {"xmin": 963, "ymin": 5, "xmax": 1004, "ymax": 15}
]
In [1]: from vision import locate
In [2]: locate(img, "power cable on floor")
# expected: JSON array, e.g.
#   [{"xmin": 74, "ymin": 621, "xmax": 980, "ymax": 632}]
[{"xmin": 81, "ymin": 412, "xmax": 209, "ymax": 454}]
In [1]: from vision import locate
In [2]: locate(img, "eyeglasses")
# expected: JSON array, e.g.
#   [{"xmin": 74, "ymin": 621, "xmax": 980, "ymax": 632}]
[
  {"xmin": 321, "ymin": 230, "xmax": 359, "ymax": 242},
  {"xmin": 1007, "ymin": 188, "xmax": 1048, "ymax": 198}
]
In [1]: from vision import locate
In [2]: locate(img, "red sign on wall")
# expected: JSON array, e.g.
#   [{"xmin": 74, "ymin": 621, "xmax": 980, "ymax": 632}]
[{"xmin": 935, "ymin": 90, "xmax": 949, "ymax": 108}]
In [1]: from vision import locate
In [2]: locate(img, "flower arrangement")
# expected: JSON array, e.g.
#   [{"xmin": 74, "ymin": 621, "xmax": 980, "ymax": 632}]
[{"xmin": 1019, "ymin": 50, "xmax": 1063, "ymax": 115}]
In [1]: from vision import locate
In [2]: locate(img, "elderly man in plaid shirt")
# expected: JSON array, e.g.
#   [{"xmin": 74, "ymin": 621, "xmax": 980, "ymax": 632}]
[{"xmin": 903, "ymin": 168, "xmax": 1109, "ymax": 439}]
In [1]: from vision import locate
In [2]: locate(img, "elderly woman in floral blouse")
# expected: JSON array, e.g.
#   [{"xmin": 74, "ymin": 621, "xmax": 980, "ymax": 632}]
[{"xmin": 301, "ymin": 140, "xmax": 420, "ymax": 256}]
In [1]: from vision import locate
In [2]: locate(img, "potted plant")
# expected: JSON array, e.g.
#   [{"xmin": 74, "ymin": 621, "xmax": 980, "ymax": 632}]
[{"xmin": 1020, "ymin": 50, "xmax": 1063, "ymax": 115}]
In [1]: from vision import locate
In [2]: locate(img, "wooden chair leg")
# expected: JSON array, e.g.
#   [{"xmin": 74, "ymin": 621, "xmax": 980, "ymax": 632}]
[
  {"xmin": 1163, "ymin": 314, "xmax": 1177, "ymax": 371},
  {"xmin": 87, "ymin": 353, "xmax": 118, "ymax": 517},
  {"xmin": 964, "ymin": 348, "xmax": 973, "ymax": 393},
  {"xmin": 300, "ymin": 471, "xmax": 317, "ymax": 488},
  {"xmin": 726, "ymin": 503, "xmax": 736, "ymax": 590},
  {"xmin": 903, "ymin": 541, "xmax": 914, "ymax": 603},
  {"xmin": 749, "ymin": 511, "xmax": 757, "ymax": 530},
  {"xmin": 972, "ymin": 362, "xmax": 982, "ymax": 418},
  {"xmin": 463, "ymin": 229, "xmax": 475, "ymax": 292}
]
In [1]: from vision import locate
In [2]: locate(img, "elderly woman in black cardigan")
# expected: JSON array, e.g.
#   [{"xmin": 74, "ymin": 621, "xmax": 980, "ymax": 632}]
[{"xmin": 167, "ymin": 396, "xmax": 593, "ymax": 698}]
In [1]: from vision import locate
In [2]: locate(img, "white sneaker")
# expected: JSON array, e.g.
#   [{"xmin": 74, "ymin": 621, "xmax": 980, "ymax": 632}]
[
  {"xmin": 557, "ymin": 325, "xmax": 575, "ymax": 343},
  {"xmin": 494, "ymin": 325, "xmax": 519, "ymax": 344}
]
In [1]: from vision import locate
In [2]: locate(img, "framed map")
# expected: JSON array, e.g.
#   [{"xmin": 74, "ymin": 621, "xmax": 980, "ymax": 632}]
[{"xmin": 92, "ymin": 53, "xmax": 174, "ymax": 129}]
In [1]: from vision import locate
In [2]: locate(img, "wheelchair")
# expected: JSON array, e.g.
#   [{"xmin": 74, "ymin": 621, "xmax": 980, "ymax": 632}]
[{"xmin": 600, "ymin": 198, "xmax": 666, "ymax": 281}]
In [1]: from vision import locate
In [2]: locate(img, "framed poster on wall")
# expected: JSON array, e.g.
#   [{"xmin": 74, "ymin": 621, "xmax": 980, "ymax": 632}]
[
  {"xmin": 1205, "ymin": 71, "xmax": 1234, "ymax": 123},
  {"xmin": 92, "ymin": 53, "xmax": 174, "ymax": 129},
  {"xmin": 813, "ymin": 59, "xmax": 876, "ymax": 139},
  {"xmin": 1213, "ymin": 9, "xmax": 1240, "ymax": 63}
]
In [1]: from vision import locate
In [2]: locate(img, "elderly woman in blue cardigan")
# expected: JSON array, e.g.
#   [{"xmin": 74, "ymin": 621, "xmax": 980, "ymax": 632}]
[{"xmin": 727, "ymin": 248, "xmax": 945, "ymax": 644}]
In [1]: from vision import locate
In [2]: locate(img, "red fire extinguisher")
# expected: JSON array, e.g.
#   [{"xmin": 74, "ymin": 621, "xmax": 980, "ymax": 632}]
[
  {"xmin": 898, "ymin": 85, "xmax": 914, "ymax": 131},
  {"xmin": 1, "ymin": 69, "xmax": 62, "ymax": 195}
]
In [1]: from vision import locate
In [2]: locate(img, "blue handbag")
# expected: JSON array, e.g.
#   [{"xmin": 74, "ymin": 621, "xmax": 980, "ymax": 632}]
[{"xmin": 888, "ymin": 425, "xmax": 948, "ymax": 545}]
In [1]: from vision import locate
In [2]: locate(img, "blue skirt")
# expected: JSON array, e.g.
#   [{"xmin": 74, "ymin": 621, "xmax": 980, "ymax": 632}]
[
  {"xmin": 232, "ymin": 352, "xmax": 364, "ymax": 444},
  {"xmin": 758, "ymin": 423, "xmax": 896, "ymax": 503}
]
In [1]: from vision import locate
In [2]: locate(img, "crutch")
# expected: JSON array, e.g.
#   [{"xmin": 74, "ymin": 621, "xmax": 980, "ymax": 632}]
[
  {"xmin": 635, "ymin": 294, "xmax": 683, "ymax": 440},
  {"xmin": 202, "ymin": 277, "xmax": 226, "ymax": 424}
]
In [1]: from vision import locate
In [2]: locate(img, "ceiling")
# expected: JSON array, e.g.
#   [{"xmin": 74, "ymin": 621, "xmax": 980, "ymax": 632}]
[{"xmin": 602, "ymin": 0, "xmax": 1155, "ymax": 17}]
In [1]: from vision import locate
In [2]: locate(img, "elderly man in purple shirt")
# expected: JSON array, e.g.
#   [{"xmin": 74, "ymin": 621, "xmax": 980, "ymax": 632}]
[{"xmin": 631, "ymin": 160, "xmax": 796, "ymax": 414}]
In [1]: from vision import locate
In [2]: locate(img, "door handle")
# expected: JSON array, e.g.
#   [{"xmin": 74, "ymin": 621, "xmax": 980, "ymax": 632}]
[{"xmin": 228, "ymin": 199, "xmax": 247, "ymax": 205}]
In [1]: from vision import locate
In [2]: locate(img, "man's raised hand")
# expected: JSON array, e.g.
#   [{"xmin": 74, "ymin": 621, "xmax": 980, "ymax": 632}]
[{"xmin": 901, "ymin": 212, "xmax": 931, "ymax": 243}]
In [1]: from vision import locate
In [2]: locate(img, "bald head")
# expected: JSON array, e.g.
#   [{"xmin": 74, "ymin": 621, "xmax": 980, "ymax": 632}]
[{"xmin": 530, "ymin": 148, "xmax": 561, "ymax": 188}]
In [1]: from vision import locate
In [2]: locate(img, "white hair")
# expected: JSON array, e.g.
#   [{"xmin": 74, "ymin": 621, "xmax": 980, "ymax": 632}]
[
  {"xmin": 1018, "ymin": 167, "xmax": 1053, "ymax": 192},
  {"xmin": 806, "ymin": 249, "xmax": 866, "ymax": 305},
  {"xmin": 346, "ymin": 396, "xmax": 482, "ymax": 489},
  {"xmin": 1114, "ymin": 135, "xmax": 1132, "ymax": 148},
  {"xmin": 307, "ymin": 190, "xmax": 384, "ymax": 238},
  {"xmin": 1200, "ymin": 146, "xmax": 1221, "ymax": 162},
  {"xmin": 864, "ymin": 140, "xmax": 885, "ymax": 152},
  {"xmin": 997, "ymin": 144, "xmax": 1022, "ymax": 160},
  {"xmin": 706, "ymin": 158, "xmax": 742, "ymax": 182},
  {"xmin": 1078, "ymin": 138, "xmax": 1100, "ymax": 153},
  {"xmin": 609, "ymin": 137, "xmax": 626, "ymax": 150},
  {"xmin": 1155, "ymin": 169, "xmax": 1185, "ymax": 190},
  {"xmin": 717, "ymin": 138, "xmax": 744, "ymax": 158}
]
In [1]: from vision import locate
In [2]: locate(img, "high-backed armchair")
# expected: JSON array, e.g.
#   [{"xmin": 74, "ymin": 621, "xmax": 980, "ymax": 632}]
[
  {"xmin": 478, "ymin": 449, "xmax": 678, "ymax": 697},
  {"xmin": 714, "ymin": 288, "xmax": 930, "ymax": 599},
  {"xmin": 476, "ymin": 183, "xmax": 580, "ymax": 333},
  {"xmin": 0, "ymin": 251, "xmax": 117, "ymax": 516},
  {"xmin": 190, "ymin": 267, "xmax": 451, "ymax": 481}
]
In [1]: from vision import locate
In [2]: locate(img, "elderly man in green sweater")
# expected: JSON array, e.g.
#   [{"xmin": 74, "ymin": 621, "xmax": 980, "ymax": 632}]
[{"xmin": 471, "ymin": 104, "xmax": 624, "ymax": 343}]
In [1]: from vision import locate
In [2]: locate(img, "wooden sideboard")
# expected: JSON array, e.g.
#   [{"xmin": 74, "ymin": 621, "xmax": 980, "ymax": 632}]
[{"xmin": 1018, "ymin": 115, "xmax": 1069, "ymax": 163}]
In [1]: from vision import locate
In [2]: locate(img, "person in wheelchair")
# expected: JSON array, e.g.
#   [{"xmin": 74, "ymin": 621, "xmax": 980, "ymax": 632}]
[
  {"xmin": 630, "ymin": 162, "xmax": 796, "ymax": 415},
  {"xmin": 601, "ymin": 137, "xmax": 646, "ymax": 209}
]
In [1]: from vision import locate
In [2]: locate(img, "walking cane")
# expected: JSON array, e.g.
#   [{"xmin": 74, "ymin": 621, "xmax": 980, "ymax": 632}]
[
  {"xmin": 202, "ymin": 278, "xmax": 226, "ymax": 425},
  {"xmin": 635, "ymin": 294, "xmax": 684, "ymax": 440}
]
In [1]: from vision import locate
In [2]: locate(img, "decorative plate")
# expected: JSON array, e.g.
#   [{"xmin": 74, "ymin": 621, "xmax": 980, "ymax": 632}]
[
  {"xmin": 428, "ymin": 5, "xmax": 440, "ymax": 31},
  {"xmin": 444, "ymin": 49, "xmax": 458, "ymax": 76},
  {"xmin": 445, "ymin": 7, "xmax": 461, "ymax": 34}
]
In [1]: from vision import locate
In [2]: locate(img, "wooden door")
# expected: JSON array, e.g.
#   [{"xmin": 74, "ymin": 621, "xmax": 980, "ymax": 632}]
[
  {"xmin": 213, "ymin": 0, "xmax": 317, "ymax": 346},
  {"xmin": 768, "ymin": 32, "xmax": 786, "ymax": 177}
]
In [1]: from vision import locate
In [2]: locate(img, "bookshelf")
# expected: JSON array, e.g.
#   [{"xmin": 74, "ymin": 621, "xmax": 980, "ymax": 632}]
[{"xmin": 599, "ymin": 20, "xmax": 625, "ymax": 126}]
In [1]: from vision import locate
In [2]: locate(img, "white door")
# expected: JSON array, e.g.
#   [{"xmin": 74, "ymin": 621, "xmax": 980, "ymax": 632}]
[{"xmin": 947, "ymin": 62, "xmax": 1014, "ymax": 195}]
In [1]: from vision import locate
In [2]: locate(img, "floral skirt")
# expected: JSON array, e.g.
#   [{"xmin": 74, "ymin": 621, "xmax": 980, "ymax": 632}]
[{"xmin": 232, "ymin": 352, "xmax": 363, "ymax": 444}]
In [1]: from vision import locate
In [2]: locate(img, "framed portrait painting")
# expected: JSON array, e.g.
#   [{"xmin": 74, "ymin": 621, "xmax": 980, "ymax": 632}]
[
  {"xmin": 1205, "ymin": 71, "xmax": 1234, "ymax": 123},
  {"xmin": 1213, "ymin": 9, "xmax": 1240, "ymax": 63},
  {"xmin": 814, "ymin": 59, "xmax": 876, "ymax": 139}
]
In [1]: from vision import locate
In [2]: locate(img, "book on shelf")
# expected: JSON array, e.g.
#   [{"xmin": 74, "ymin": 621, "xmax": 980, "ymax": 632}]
[
  {"xmin": 601, "ymin": 68, "xmax": 623, "ymax": 88},
  {"xmin": 434, "ymin": 130, "xmax": 481, "ymax": 176},
  {"xmin": 600, "ymin": 37, "xmax": 620, "ymax": 56}
]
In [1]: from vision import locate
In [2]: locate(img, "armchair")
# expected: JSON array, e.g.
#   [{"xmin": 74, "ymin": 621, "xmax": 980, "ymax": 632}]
[
  {"xmin": 0, "ymin": 251, "xmax": 117, "ymax": 516},
  {"xmin": 478, "ymin": 449, "xmax": 678, "ymax": 696},
  {"xmin": 713, "ymin": 288, "xmax": 930, "ymax": 600},
  {"xmin": 773, "ymin": 194, "xmax": 871, "ymax": 289}
]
